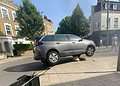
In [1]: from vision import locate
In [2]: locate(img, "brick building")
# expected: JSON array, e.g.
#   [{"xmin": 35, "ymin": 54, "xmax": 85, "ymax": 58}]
[
  {"xmin": 0, "ymin": 0, "xmax": 19, "ymax": 37},
  {"xmin": 43, "ymin": 16, "xmax": 54, "ymax": 35}
]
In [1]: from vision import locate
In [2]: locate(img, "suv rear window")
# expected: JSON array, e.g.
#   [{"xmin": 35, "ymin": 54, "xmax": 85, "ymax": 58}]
[{"xmin": 42, "ymin": 35, "xmax": 69, "ymax": 41}]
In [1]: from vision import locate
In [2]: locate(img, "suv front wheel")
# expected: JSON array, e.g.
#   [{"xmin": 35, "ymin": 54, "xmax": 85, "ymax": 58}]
[
  {"xmin": 47, "ymin": 51, "xmax": 60, "ymax": 66},
  {"xmin": 85, "ymin": 46, "xmax": 95, "ymax": 57}
]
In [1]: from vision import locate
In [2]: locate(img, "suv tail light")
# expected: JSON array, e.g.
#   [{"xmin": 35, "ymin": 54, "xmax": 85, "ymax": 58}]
[
  {"xmin": 38, "ymin": 41, "xmax": 43, "ymax": 45},
  {"xmin": 34, "ymin": 40, "xmax": 43, "ymax": 46}
]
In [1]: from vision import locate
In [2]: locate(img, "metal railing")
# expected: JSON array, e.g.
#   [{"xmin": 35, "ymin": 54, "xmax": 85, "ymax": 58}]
[{"xmin": 10, "ymin": 67, "xmax": 51, "ymax": 86}]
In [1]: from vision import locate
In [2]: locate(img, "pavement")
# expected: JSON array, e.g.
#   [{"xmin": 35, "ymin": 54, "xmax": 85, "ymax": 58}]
[
  {"xmin": 0, "ymin": 47, "xmax": 120, "ymax": 86},
  {"xmin": 0, "ymin": 46, "xmax": 116, "ymax": 64},
  {"xmin": 40, "ymin": 55, "xmax": 120, "ymax": 86},
  {"xmin": 0, "ymin": 50, "xmax": 33, "ymax": 65},
  {"xmin": 0, "ymin": 50, "xmax": 45, "ymax": 86}
]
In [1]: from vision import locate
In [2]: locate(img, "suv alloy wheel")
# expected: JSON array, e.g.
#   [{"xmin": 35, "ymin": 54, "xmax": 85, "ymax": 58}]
[
  {"xmin": 86, "ymin": 46, "xmax": 95, "ymax": 57},
  {"xmin": 47, "ymin": 51, "xmax": 60, "ymax": 65}
]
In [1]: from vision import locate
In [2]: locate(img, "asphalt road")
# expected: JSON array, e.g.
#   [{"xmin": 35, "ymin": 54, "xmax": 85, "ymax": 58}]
[
  {"xmin": 94, "ymin": 46, "xmax": 118, "ymax": 57},
  {"xmin": 0, "ymin": 47, "xmax": 118, "ymax": 86},
  {"xmin": 0, "ymin": 57, "xmax": 46, "ymax": 86}
]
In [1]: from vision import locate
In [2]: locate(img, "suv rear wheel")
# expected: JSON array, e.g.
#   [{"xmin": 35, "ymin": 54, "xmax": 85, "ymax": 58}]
[{"xmin": 47, "ymin": 51, "xmax": 60, "ymax": 66}]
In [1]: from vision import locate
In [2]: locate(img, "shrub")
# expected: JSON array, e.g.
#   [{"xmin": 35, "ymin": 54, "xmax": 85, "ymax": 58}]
[{"xmin": 13, "ymin": 44, "xmax": 33, "ymax": 56}]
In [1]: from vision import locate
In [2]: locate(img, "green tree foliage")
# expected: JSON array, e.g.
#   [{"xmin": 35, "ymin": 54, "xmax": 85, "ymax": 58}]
[
  {"xmin": 56, "ymin": 16, "xmax": 71, "ymax": 34},
  {"xmin": 56, "ymin": 4, "xmax": 89, "ymax": 37},
  {"xmin": 71, "ymin": 4, "xmax": 89, "ymax": 36},
  {"xmin": 16, "ymin": 0, "xmax": 44, "ymax": 40}
]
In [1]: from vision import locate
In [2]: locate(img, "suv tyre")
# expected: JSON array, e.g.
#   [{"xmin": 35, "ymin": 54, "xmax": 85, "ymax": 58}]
[
  {"xmin": 47, "ymin": 51, "xmax": 60, "ymax": 66},
  {"xmin": 86, "ymin": 46, "xmax": 95, "ymax": 57}
]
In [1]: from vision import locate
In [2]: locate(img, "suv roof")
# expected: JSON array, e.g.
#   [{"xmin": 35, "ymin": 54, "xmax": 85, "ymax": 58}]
[{"xmin": 45, "ymin": 34, "xmax": 75, "ymax": 36}]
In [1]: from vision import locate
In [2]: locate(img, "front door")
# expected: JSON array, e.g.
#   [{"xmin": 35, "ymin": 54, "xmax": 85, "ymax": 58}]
[
  {"xmin": 68, "ymin": 34, "xmax": 85, "ymax": 55},
  {"xmin": 54, "ymin": 34, "xmax": 74, "ymax": 57}
]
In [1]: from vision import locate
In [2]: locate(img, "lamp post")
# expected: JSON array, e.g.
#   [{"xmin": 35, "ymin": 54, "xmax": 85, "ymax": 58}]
[
  {"xmin": 117, "ymin": 46, "xmax": 120, "ymax": 71},
  {"xmin": 106, "ymin": 0, "xmax": 109, "ymax": 46}
]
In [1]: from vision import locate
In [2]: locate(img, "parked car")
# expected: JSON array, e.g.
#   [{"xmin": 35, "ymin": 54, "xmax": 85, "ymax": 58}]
[{"xmin": 33, "ymin": 34, "xmax": 96, "ymax": 65}]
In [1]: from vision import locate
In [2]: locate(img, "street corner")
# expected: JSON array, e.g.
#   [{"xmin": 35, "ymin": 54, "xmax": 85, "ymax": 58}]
[
  {"xmin": 41, "ymin": 72, "xmax": 120, "ymax": 86},
  {"xmin": 40, "ymin": 56, "xmax": 117, "ymax": 86}
]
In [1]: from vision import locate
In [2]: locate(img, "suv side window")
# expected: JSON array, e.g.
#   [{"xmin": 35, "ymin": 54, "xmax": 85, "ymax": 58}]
[
  {"xmin": 55, "ymin": 35, "xmax": 68, "ymax": 41},
  {"xmin": 42, "ymin": 35, "xmax": 55, "ymax": 41},
  {"xmin": 68, "ymin": 34, "xmax": 80, "ymax": 41}
]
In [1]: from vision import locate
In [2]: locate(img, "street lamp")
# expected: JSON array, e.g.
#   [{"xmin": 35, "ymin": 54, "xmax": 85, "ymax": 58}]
[{"xmin": 106, "ymin": 0, "xmax": 110, "ymax": 46}]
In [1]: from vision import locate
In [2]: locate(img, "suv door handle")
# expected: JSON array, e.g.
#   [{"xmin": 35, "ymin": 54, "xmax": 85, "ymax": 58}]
[
  {"xmin": 56, "ymin": 42, "xmax": 60, "ymax": 44},
  {"xmin": 72, "ymin": 42, "xmax": 75, "ymax": 44}
]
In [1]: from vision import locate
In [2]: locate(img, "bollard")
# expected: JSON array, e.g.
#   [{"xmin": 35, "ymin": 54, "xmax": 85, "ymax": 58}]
[
  {"xmin": 117, "ymin": 46, "xmax": 120, "ymax": 71},
  {"xmin": 10, "ymin": 67, "xmax": 50, "ymax": 86}
]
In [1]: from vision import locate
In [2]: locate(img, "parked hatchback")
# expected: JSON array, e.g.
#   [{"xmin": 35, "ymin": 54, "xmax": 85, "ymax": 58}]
[{"xmin": 33, "ymin": 34, "xmax": 96, "ymax": 65}]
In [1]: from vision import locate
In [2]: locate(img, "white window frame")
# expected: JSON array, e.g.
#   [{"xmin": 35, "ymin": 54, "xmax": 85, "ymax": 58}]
[
  {"xmin": 15, "ymin": 25, "xmax": 20, "ymax": 35},
  {"xmin": 114, "ymin": 18, "xmax": 118, "ymax": 28},
  {"xmin": 113, "ymin": 4, "xmax": 117, "ymax": 10},
  {"xmin": 1, "ymin": 6, "xmax": 10, "ymax": 19},
  {"xmin": 4, "ymin": 23, "xmax": 13, "ymax": 36},
  {"xmin": 12, "ymin": 11, "xmax": 16, "ymax": 21},
  {"xmin": 105, "ymin": 3, "xmax": 108, "ymax": 10}
]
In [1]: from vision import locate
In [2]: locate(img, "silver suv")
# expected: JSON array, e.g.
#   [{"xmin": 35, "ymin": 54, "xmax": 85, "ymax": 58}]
[{"xmin": 34, "ymin": 34, "xmax": 95, "ymax": 65}]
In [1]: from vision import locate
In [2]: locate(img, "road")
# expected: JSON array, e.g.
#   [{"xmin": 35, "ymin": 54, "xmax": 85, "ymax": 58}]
[
  {"xmin": 0, "ymin": 47, "xmax": 118, "ymax": 86},
  {"xmin": 0, "ymin": 56, "xmax": 46, "ymax": 86},
  {"xmin": 93, "ymin": 46, "xmax": 118, "ymax": 57}
]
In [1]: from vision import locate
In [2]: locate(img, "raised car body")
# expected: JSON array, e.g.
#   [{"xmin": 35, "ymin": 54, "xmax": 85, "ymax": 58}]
[{"xmin": 33, "ymin": 34, "xmax": 96, "ymax": 65}]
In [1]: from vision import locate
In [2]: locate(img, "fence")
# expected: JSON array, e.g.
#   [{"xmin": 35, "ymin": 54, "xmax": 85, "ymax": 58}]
[
  {"xmin": 10, "ymin": 75, "xmax": 40, "ymax": 86},
  {"xmin": 10, "ymin": 67, "xmax": 51, "ymax": 86}
]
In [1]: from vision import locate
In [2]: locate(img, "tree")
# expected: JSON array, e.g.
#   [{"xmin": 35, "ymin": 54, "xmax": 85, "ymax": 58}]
[
  {"xmin": 71, "ymin": 4, "xmax": 89, "ymax": 37},
  {"xmin": 16, "ymin": 0, "xmax": 44, "ymax": 40},
  {"xmin": 56, "ymin": 16, "xmax": 71, "ymax": 34},
  {"xmin": 56, "ymin": 4, "xmax": 89, "ymax": 37}
]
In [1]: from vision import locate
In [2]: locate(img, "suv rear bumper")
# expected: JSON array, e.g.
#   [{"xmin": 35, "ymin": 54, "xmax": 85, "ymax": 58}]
[
  {"xmin": 33, "ymin": 46, "xmax": 46, "ymax": 61},
  {"xmin": 33, "ymin": 51, "xmax": 41, "ymax": 60}
]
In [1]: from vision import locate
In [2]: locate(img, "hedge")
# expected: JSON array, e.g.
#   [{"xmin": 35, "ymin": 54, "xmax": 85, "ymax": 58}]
[{"xmin": 13, "ymin": 44, "xmax": 33, "ymax": 56}]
